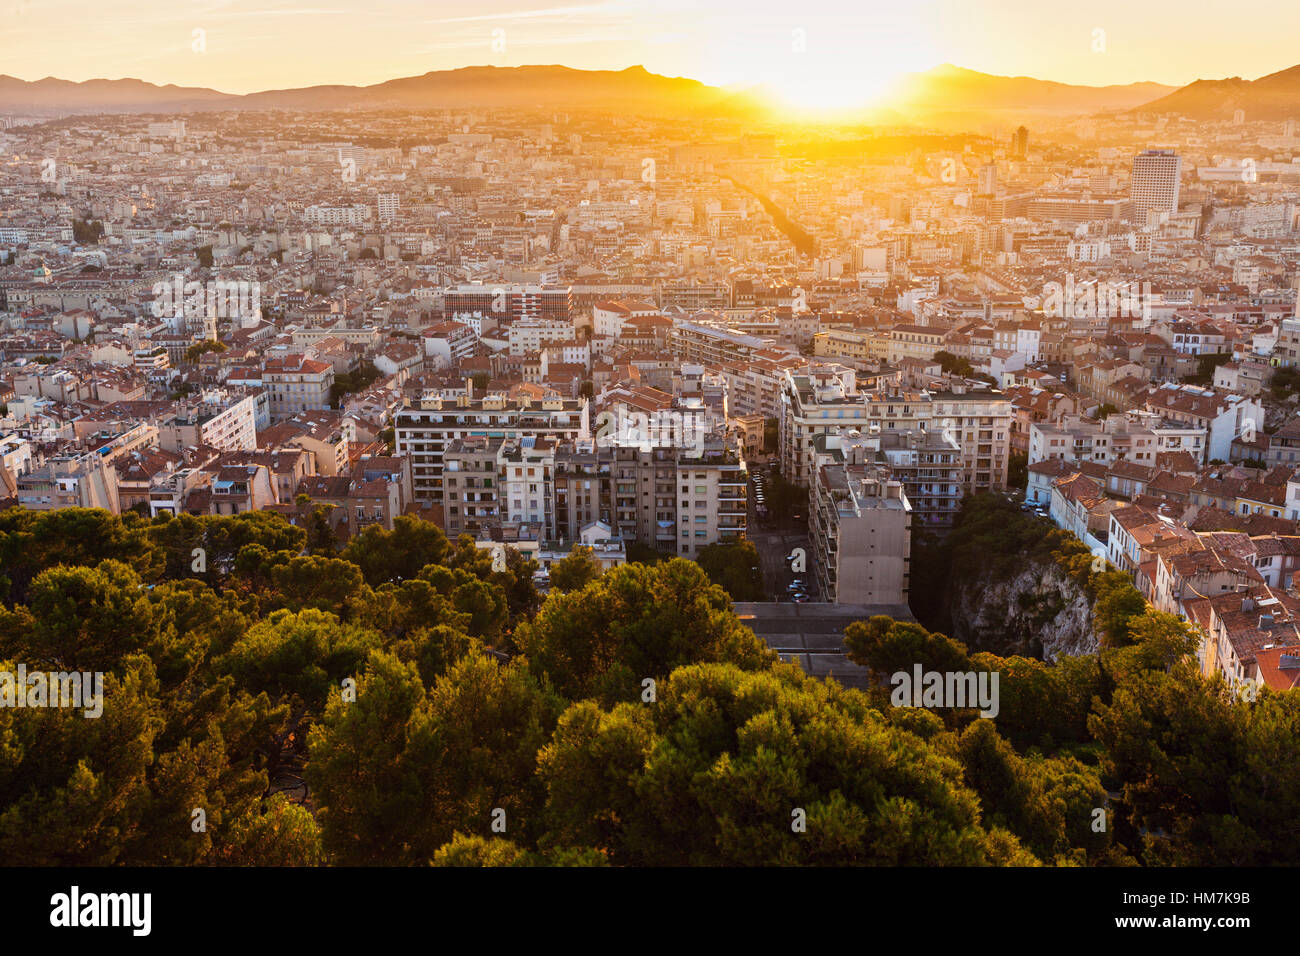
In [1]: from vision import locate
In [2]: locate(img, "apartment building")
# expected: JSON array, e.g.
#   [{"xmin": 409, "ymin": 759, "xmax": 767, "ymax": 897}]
[
  {"xmin": 443, "ymin": 284, "xmax": 572, "ymax": 323},
  {"xmin": 157, "ymin": 391, "xmax": 258, "ymax": 453},
  {"xmin": 928, "ymin": 387, "xmax": 1012, "ymax": 494},
  {"xmin": 811, "ymin": 459, "xmax": 911, "ymax": 605},
  {"xmin": 507, "ymin": 318, "xmax": 576, "ymax": 356},
  {"xmin": 15, "ymin": 452, "xmax": 120, "ymax": 512},
  {"xmin": 813, "ymin": 427, "xmax": 963, "ymax": 532},
  {"xmin": 499, "ymin": 435, "xmax": 556, "ymax": 528},
  {"xmin": 672, "ymin": 316, "xmax": 773, "ymax": 366},
  {"xmin": 1186, "ymin": 588, "xmax": 1300, "ymax": 691},
  {"xmin": 1138, "ymin": 383, "xmax": 1264, "ymax": 463},
  {"xmin": 422, "ymin": 320, "xmax": 478, "ymax": 368},
  {"xmin": 781, "ymin": 371, "xmax": 1010, "ymax": 494},
  {"xmin": 887, "ymin": 324, "xmax": 945, "ymax": 364},
  {"xmin": 814, "ymin": 328, "xmax": 881, "ymax": 365},
  {"xmin": 393, "ymin": 388, "xmax": 582, "ymax": 506},
  {"xmin": 442, "ymin": 436, "xmax": 503, "ymax": 540},
  {"xmin": 548, "ymin": 434, "xmax": 747, "ymax": 557},
  {"xmin": 263, "ymin": 354, "xmax": 334, "ymax": 421},
  {"xmin": 1029, "ymin": 412, "xmax": 1205, "ymax": 467}
]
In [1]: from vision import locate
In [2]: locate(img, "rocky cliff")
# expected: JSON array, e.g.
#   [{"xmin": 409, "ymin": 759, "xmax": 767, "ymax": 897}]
[{"xmin": 946, "ymin": 558, "xmax": 1098, "ymax": 661}]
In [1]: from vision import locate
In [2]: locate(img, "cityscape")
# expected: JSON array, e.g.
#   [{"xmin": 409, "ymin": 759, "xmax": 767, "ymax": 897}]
[{"xmin": 0, "ymin": 0, "xmax": 1296, "ymax": 908}]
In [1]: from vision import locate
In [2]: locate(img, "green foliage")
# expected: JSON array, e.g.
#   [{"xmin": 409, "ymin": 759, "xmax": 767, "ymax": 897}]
[
  {"xmin": 694, "ymin": 540, "xmax": 764, "ymax": 601},
  {"xmin": 514, "ymin": 559, "xmax": 776, "ymax": 702},
  {"xmin": 330, "ymin": 362, "xmax": 382, "ymax": 406},
  {"xmin": 1269, "ymin": 365, "xmax": 1300, "ymax": 400},
  {"xmin": 844, "ymin": 615, "xmax": 972, "ymax": 680},
  {"xmin": 548, "ymin": 545, "xmax": 603, "ymax": 593},
  {"xmin": 71, "ymin": 218, "xmax": 104, "ymax": 244},
  {"xmin": 1089, "ymin": 660, "xmax": 1300, "ymax": 864},
  {"xmin": 306, "ymin": 648, "xmax": 562, "ymax": 864},
  {"xmin": 934, "ymin": 349, "xmax": 976, "ymax": 378},
  {"xmin": 537, "ymin": 662, "xmax": 1032, "ymax": 865},
  {"xmin": 340, "ymin": 515, "xmax": 451, "ymax": 586},
  {"xmin": 1183, "ymin": 352, "xmax": 1232, "ymax": 386},
  {"xmin": 184, "ymin": 339, "xmax": 227, "ymax": 363},
  {"xmin": 1, "ymin": 503, "xmax": 1292, "ymax": 868}
]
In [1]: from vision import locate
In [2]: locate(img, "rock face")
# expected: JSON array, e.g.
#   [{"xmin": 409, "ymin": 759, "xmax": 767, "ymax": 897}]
[{"xmin": 947, "ymin": 559, "xmax": 1098, "ymax": 661}]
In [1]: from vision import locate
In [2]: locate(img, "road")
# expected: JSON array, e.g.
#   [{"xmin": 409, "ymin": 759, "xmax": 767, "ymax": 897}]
[{"xmin": 747, "ymin": 467, "xmax": 815, "ymax": 601}]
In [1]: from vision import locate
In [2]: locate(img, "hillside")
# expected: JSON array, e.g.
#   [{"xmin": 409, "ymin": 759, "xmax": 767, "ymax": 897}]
[{"xmin": 1135, "ymin": 63, "xmax": 1300, "ymax": 119}]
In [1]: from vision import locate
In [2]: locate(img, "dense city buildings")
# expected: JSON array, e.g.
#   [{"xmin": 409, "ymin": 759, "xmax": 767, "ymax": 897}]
[{"xmin": 2, "ymin": 50, "xmax": 1299, "ymax": 746}]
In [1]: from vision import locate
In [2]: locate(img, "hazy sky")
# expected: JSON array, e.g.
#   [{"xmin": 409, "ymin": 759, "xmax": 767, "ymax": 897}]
[{"xmin": 6, "ymin": 0, "xmax": 1299, "ymax": 103}]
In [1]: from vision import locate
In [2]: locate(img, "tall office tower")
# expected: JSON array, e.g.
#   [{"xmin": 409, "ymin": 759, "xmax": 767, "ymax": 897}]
[
  {"xmin": 1233, "ymin": 109, "xmax": 1246, "ymax": 126},
  {"xmin": 1012, "ymin": 126, "xmax": 1029, "ymax": 158},
  {"xmin": 377, "ymin": 193, "xmax": 400, "ymax": 223},
  {"xmin": 1130, "ymin": 149, "xmax": 1182, "ymax": 222},
  {"xmin": 978, "ymin": 162, "xmax": 998, "ymax": 196},
  {"xmin": 1285, "ymin": 118, "xmax": 1296, "ymax": 139}
]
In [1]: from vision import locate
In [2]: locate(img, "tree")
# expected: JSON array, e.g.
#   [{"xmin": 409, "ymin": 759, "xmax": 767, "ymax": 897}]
[
  {"xmin": 1007, "ymin": 451, "xmax": 1028, "ymax": 490},
  {"xmin": 694, "ymin": 540, "xmax": 764, "ymax": 601},
  {"xmin": 514, "ymin": 559, "xmax": 776, "ymax": 702},
  {"xmin": 1093, "ymin": 572, "xmax": 1148, "ymax": 647},
  {"xmin": 184, "ymin": 340, "xmax": 227, "ymax": 364},
  {"xmin": 195, "ymin": 245, "xmax": 214, "ymax": 268},
  {"xmin": 934, "ymin": 350, "xmax": 976, "ymax": 378},
  {"xmin": 340, "ymin": 516, "xmax": 450, "ymax": 587},
  {"xmin": 0, "ymin": 507, "xmax": 163, "ymax": 605},
  {"xmin": 844, "ymin": 615, "xmax": 973, "ymax": 683},
  {"xmin": 548, "ymin": 546, "xmax": 603, "ymax": 593},
  {"xmin": 19, "ymin": 561, "xmax": 165, "ymax": 673},
  {"xmin": 1089, "ymin": 659, "xmax": 1300, "ymax": 865},
  {"xmin": 1184, "ymin": 352, "xmax": 1232, "ymax": 386},
  {"xmin": 949, "ymin": 720, "xmax": 1117, "ymax": 865},
  {"xmin": 306, "ymin": 648, "xmax": 561, "ymax": 864},
  {"xmin": 537, "ymin": 662, "xmax": 1035, "ymax": 865},
  {"xmin": 218, "ymin": 608, "xmax": 382, "ymax": 714}
]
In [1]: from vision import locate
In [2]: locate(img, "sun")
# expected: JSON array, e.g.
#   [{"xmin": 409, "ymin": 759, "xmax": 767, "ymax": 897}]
[{"xmin": 763, "ymin": 56, "xmax": 913, "ymax": 119}]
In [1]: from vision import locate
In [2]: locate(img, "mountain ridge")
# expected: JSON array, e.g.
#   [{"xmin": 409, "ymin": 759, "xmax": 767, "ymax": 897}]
[{"xmin": 1, "ymin": 62, "xmax": 1284, "ymax": 119}]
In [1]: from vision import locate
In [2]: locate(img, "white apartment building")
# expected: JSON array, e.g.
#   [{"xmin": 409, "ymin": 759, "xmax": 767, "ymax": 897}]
[
  {"xmin": 781, "ymin": 371, "xmax": 1010, "ymax": 494},
  {"xmin": 1139, "ymin": 383, "xmax": 1264, "ymax": 463},
  {"xmin": 1131, "ymin": 150, "xmax": 1182, "ymax": 222},
  {"xmin": 304, "ymin": 204, "xmax": 373, "ymax": 227},
  {"xmin": 1029, "ymin": 412, "xmax": 1205, "ymax": 467},
  {"xmin": 394, "ymin": 389, "xmax": 583, "ymax": 504},
  {"xmin": 507, "ymin": 318, "xmax": 575, "ymax": 356}
]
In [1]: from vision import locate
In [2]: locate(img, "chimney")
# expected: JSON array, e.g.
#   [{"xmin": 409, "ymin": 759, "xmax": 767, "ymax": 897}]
[
  {"xmin": 1260, "ymin": 613, "xmax": 1275, "ymax": 629},
  {"xmin": 1242, "ymin": 596, "xmax": 1256, "ymax": 613}
]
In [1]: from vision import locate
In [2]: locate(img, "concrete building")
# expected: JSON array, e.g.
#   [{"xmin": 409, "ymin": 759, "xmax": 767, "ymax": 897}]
[{"xmin": 811, "ymin": 459, "xmax": 911, "ymax": 605}]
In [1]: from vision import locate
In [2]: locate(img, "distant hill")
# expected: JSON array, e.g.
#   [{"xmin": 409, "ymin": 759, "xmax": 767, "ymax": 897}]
[
  {"xmin": 0, "ymin": 75, "xmax": 233, "ymax": 113},
  {"xmin": 0, "ymin": 63, "xmax": 1176, "ymax": 119},
  {"xmin": 239, "ymin": 65, "xmax": 751, "ymax": 115},
  {"xmin": 886, "ymin": 64, "xmax": 1174, "ymax": 115},
  {"xmin": 0, "ymin": 65, "xmax": 754, "ymax": 117},
  {"xmin": 1133, "ymin": 64, "xmax": 1300, "ymax": 120}
]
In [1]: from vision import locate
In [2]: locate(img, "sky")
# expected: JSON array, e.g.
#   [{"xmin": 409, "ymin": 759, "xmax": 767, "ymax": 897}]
[{"xmin": 5, "ymin": 0, "xmax": 1300, "ymax": 105}]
